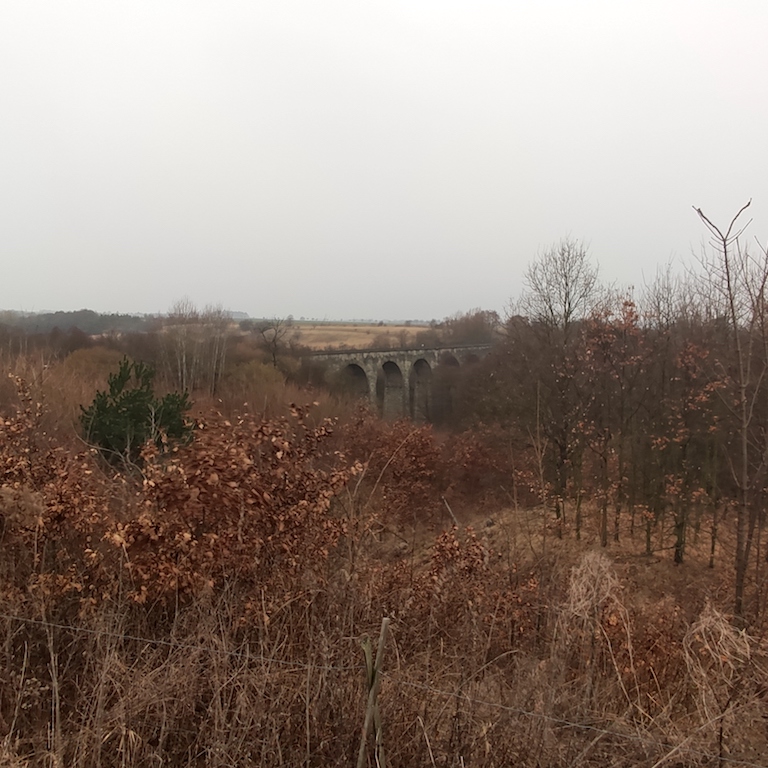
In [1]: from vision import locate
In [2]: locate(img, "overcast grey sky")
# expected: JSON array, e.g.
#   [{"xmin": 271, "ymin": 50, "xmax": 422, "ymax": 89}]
[{"xmin": 1, "ymin": 1, "xmax": 766, "ymax": 320}]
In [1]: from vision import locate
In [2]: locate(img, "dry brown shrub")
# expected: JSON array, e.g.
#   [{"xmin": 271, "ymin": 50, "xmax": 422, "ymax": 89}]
[
  {"xmin": 340, "ymin": 410, "xmax": 444, "ymax": 525},
  {"xmin": 682, "ymin": 601, "xmax": 768, "ymax": 761},
  {"xmin": 39, "ymin": 347, "xmax": 126, "ymax": 436},
  {"xmin": 439, "ymin": 428, "xmax": 512, "ymax": 509},
  {"xmin": 0, "ymin": 377, "xmax": 107, "ymax": 604},
  {"xmin": 334, "ymin": 413, "xmax": 516, "ymax": 532},
  {"xmin": 215, "ymin": 358, "xmax": 286, "ymax": 413},
  {"xmin": 103, "ymin": 404, "xmax": 358, "ymax": 605},
  {"xmin": 549, "ymin": 551, "xmax": 641, "ymax": 724},
  {"xmin": 0, "ymin": 487, "xmax": 43, "ymax": 533},
  {"xmin": 628, "ymin": 594, "xmax": 689, "ymax": 717}
]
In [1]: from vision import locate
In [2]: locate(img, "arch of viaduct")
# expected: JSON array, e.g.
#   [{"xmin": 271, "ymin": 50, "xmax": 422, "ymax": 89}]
[{"xmin": 308, "ymin": 344, "xmax": 492, "ymax": 421}]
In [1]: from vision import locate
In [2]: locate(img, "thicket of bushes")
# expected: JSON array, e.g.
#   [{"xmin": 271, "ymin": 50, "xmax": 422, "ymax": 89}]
[{"xmin": 1, "ymin": 359, "xmax": 767, "ymax": 765}]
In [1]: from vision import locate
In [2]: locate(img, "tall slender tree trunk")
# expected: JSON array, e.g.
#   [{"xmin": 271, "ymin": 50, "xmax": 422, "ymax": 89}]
[{"xmin": 695, "ymin": 201, "xmax": 765, "ymax": 620}]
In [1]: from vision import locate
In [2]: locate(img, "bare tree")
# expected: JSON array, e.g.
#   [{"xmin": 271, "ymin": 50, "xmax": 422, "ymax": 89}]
[
  {"xmin": 519, "ymin": 237, "xmax": 601, "ymax": 336},
  {"xmin": 200, "ymin": 304, "xmax": 230, "ymax": 397},
  {"xmin": 443, "ymin": 309, "xmax": 501, "ymax": 345},
  {"xmin": 641, "ymin": 262, "xmax": 698, "ymax": 331},
  {"xmin": 694, "ymin": 200, "xmax": 768, "ymax": 619},
  {"xmin": 256, "ymin": 317, "xmax": 293, "ymax": 368},
  {"xmin": 165, "ymin": 297, "xmax": 201, "ymax": 392},
  {"xmin": 511, "ymin": 238, "xmax": 603, "ymax": 527},
  {"xmin": 639, "ymin": 266, "xmax": 703, "ymax": 558},
  {"xmin": 163, "ymin": 299, "xmax": 232, "ymax": 395}
]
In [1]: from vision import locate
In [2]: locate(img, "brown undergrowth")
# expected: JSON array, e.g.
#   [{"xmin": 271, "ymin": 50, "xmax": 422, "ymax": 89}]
[{"xmin": 1, "ymin": 378, "xmax": 767, "ymax": 766}]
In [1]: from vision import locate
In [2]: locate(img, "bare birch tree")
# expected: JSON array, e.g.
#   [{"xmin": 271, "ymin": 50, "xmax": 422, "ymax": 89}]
[
  {"xmin": 166, "ymin": 297, "xmax": 201, "ymax": 392},
  {"xmin": 163, "ymin": 299, "xmax": 231, "ymax": 395},
  {"xmin": 200, "ymin": 304, "xmax": 229, "ymax": 396}
]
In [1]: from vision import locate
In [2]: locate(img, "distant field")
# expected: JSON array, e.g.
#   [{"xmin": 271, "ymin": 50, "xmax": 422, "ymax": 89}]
[{"xmin": 286, "ymin": 322, "xmax": 425, "ymax": 350}]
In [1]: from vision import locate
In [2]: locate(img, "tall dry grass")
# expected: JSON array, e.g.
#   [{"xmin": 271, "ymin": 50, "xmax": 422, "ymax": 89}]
[{"xmin": 1, "ymin": 522, "xmax": 768, "ymax": 765}]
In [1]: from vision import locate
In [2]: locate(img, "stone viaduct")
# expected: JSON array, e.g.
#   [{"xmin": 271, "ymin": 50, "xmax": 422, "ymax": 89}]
[{"xmin": 307, "ymin": 344, "xmax": 492, "ymax": 421}]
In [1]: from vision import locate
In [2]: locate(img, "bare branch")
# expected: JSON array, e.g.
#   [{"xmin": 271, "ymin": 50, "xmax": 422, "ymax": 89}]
[{"xmin": 692, "ymin": 199, "xmax": 752, "ymax": 248}]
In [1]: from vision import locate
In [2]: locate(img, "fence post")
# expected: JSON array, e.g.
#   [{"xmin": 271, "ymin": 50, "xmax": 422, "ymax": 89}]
[{"xmin": 356, "ymin": 617, "xmax": 390, "ymax": 768}]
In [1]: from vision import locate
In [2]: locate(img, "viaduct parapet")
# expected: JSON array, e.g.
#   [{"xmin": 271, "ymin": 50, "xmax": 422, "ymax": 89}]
[{"xmin": 307, "ymin": 344, "xmax": 492, "ymax": 421}]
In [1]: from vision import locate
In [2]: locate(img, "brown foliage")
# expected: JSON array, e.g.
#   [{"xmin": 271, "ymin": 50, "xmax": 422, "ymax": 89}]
[
  {"xmin": 337, "ymin": 410, "xmax": 515, "ymax": 528},
  {"xmin": 1, "ymin": 374, "xmax": 768, "ymax": 766},
  {"xmin": 120, "ymin": 405, "xmax": 357, "ymax": 602}
]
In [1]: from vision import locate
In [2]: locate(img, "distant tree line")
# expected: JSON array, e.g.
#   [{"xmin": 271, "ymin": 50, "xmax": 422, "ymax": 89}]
[{"xmin": 0, "ymin": 309, "xmax": 157, "ymax": 335}]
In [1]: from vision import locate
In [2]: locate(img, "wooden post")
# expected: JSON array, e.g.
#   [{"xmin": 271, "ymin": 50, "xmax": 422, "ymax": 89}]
[
  {"xmin": 356, "ymin": 617, "xmax": 390, "ymax": 768},
  {"xmin": 442, "ymin": 496, "xmax": 460, "ymax": 527}
]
